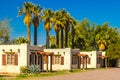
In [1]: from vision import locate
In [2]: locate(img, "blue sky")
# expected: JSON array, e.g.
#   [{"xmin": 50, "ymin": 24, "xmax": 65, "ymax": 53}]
[{"xmin": 0, "ymin": 0, "xmax": 120, "ymax": 45}]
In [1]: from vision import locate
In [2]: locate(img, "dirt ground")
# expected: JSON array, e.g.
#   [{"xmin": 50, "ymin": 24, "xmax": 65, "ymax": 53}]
[{"xmin": 27, "ymin": 68, "xmax": 120, "ymax": 80}]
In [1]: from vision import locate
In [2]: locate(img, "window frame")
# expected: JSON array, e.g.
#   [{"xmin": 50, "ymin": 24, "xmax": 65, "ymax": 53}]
[
  {"xmin": 54, "ymin": 55, "xmax": 61, "ymax": 64},
  {"xmin": 7, "ymin": 54, "xmax": 14, "ymax": 65}
]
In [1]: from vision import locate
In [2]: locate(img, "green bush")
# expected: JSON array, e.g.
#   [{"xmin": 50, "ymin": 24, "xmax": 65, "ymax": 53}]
[
  {"xmin": 20, "ymin": 66, "xmax": 28, "ymax": 73},
  {"xmin": 20, "ymin": 64, "xmax": 40, "ymax": 74},
  {"xmin": 27, "ymin": 64, "xmax": 39, "ymax": 73}
]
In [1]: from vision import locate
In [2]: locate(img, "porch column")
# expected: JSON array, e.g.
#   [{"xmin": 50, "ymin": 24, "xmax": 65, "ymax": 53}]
[
  {"xmin": 82, "ymin": 57, "xmax": 85, "ymax": 70},
  {"xmin": 36, "ymin": 54, "xmax": 38, "ymax": 65},
  {"xmin": 100, "ymin": 58, "xmax": 102, "ymax": 67},
  {"xmin": 50, "ymin": 55, "xmax": 53, "ymax": 72},
  {"xmin": 105, "ymin": 58, "xmax": 107, "ymax": 68},
  {"xmin": 78, "ymin": 56, "xmax": 80, "ymax": 69},
  {"xmin": 46, "ymin": 55, "xmax": 48, "ymax": 72},
  {"xmin": 80, "ymin": 56, "xmax": 81, "ymax": 69},
  {"xmin": 85, "ymin": 56, "xmax": 87, "ymax": 69},
  {"xmin": 40, "ymin": 54, "xmax": 43, "ymax": 72}
]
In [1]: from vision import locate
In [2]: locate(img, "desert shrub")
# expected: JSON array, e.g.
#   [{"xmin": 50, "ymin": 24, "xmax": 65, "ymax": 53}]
[
  {"xmin": 20, "ymin": 66, "xmax": 28, "ymax": 73},
  {"xmin": 20, "ymin": 64, "xmax": 40, "ymax": 74},
  {"xmin": 27, "ymin": 64, "xmax": 39, "ymax": 73}
]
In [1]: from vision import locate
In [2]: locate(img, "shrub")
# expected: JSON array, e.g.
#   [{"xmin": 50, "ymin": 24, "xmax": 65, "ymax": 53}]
[
  {"xmin": 20, "ymin": 66, "xmax": 28, "ymax": 74},
  {"xmin": 20, "ymin": 64, "xmax": 40, "ymax": 74},
  {"xmin": 27, "ymin": 64, "xmax": 40, "ymax": 73}
]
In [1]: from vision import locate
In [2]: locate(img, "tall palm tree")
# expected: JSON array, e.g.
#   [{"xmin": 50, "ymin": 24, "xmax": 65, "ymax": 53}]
[
  {"xmin": 41, "ymin": 9, "xmax": 53, "ymax": 49},
  {"xmin": 59, "ymin": 9, "xmax": 67, "ymax": 48},
  {"xmin": 70, "ymin": 17, "xmax": 76, "ymax": 49},
  {"xmin": 32, "ymin": 5, "xmax": 42, "ymax": 45},
  {"xmin": 54, "ymin": 23, "xmax": 60, "ymax": 48},
  {"xmin": 18, "ymin": 2, "xmax": 33, "ymax": 44},
  {"xmin": 64, "ymin": 12, "xmax": 71, "ymax": 48},
  {"xmin": 53, "ymin": 11, "xmax": 64, "ymax": 48}
]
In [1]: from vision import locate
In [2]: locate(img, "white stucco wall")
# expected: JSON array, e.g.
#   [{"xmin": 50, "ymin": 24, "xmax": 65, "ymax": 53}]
[
  {"xmin": 80, "ymin": 51, "xmax": 102, "ymax": 68},
  {"xmin": 0, "ymin": 44, "xmax": 28, "ymax": 73},
  {"xmin": 44, "ymin": 48, "xmax": 71, "ymax": 70},
  {"xmin": 44, "ymin": 48, "xmax": 79, "ymax": 70},
  {"xmin": 0, "ymin": 44, "xmax": 44, "ymax": 73}
]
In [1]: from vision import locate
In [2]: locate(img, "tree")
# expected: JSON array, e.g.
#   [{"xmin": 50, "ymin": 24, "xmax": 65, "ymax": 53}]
[
  {"xmin": 0, "ymin": 19, "xmax": 11, "ymax": 44},
  {"xmin": 64, "ymin": 12, "xmax": 71, "ymax": 48},
  {"xmin": 70, "ymin": 17, "xmax": 77, "ymax": 49},
  {"xmin": 11, "ymin": 37, "xmax": 28, "ymax": 44},
  {"xmin": 32, "ymin": 4, "xmax": 42, "ymax": 45},
  {"xmin": 106, "ymin": 37, "xmax": 120, "ymax": 67},
  {"xmin": 53, "ymin": 10, "xmax": 65, "ymax": 48},
  {"xmin": 18, "ymin": 2, "xmax": 33, "ymax": 44},
  {"xmin": 74, "ymin": 19, "xmax": 90, "ymax": 50},
  {"xmin": 59, "ymin": 9, "xmax": 66, "ymax": 48},
  {"xmin": 49, "ymin": 36, "xmax": 56, "ymax": 48},
  {"xmin": 95, "ymin": 23, "xmax": 113, "ymax": 51},
  {"xmin": 41, "ymin": 9, "xmax": 53, "ymax": 48}
]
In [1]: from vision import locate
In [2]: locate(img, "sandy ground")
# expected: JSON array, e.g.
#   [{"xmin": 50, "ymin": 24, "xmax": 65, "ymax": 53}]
[{"xmin": 27, "ymin": 68, "xmax": 120, "ymax": 80}]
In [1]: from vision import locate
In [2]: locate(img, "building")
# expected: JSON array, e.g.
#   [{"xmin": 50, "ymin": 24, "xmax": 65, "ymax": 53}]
[
  {"xmin": 79, "ymin": 51, "xmax": 107, "ymax": 69},
  {"xmin": 0, "ymin": 44, "xmax": 43, "ymax": 73},
  {"xmin": 44, "ymin": 48, "xmax": 80, "ymax": 71},
  {"xmin": 0, "ymin": 44, "xmax": 80, "ymax": 73},
  {"xmin": 0, "ymin": 43, "xmax": 107, "ymax": 74}
]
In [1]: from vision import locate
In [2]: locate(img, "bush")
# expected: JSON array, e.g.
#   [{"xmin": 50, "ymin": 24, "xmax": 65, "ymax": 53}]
[
  {"xmin": 20, "ymin": 66, "xmax": 28, "ymax": 74},
  {"xmin": 27, "ymin": 64, "xmax": 39, "ymax": 73},
  {"xmin": 20, "ymin": 64, "xmax": 40, "ymax": 74}
]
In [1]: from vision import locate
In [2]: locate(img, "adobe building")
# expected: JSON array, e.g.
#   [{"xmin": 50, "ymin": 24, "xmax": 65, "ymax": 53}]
[
  {"xmin": 0, "ymin": 44, "xmax": 107, "ymax": 73},
  {"xmin": 44, "ymin": 48, "xmax": 80, "ymax": 71},
  {"xmin": 0, "ymin": 44, "xmax": 80, "ymax": 73},
  {"xmin": 78, "ymin": 51, "xmax": 107, "ymax": 69},
  {"xmin": 0, "ymin": 44, "xmax": 44, "ymax": 73}
]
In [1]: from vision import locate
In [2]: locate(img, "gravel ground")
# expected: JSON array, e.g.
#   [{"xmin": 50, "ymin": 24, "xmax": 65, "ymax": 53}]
[{"xmin": 23, "ymin": 68, "xmax": 120, "ymax": 80}]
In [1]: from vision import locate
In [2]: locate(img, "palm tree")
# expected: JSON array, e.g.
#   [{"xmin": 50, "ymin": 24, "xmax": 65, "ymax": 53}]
[
  {"xmin": 70, "ymin": 17, "xmax": 76, "ymax": 49},
  {"xmin": 41, "ymin": 9, "xmax": 53, "ymax": 49},
  {"xmin": 64, "ymin": 12, "xmax": 71, "ymax": 48},
  {"xmin": 16, "ymin": 37, "xmax": 28, "ymax": 44},
  {"xmin": 18, "ymin": 2, "xmax": 33, "ymax": 44},
  {"xmin": 59, "ymin": 9, "xmax": 66, "ymax": 48},
  {"xmin": 53, "ymin": 10, "xmax": 65, "ymax": 48},
  {"xmin": 32, "ymin": 5, "xmax": 42, "ymax": 45}
]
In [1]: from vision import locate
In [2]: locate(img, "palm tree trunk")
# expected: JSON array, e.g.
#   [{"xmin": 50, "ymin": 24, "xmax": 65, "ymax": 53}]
[
  {"xmin": 61, "ymin": 27, "xmax": 64, "ymax": 48},
  {"xmin": 34, "ymin": 27, "xmax": 37, "ymax": 45},
  {"xmin": 72, "ymin": 26, "xmax": 75, "ymax": 49},
  {"xmin": 65, "ymin": 27, "xmax": 68, "ymax": 48},
  {"xmin": 46, "ymin": 31, "xmax": 50, "ymax": 49},
  {"xmin": 27, "ymin": 26, "xmax": 31, "ymax": 45},
  {"xmin": 56, "ymin": 31, "xmax": 59, "ymax": 48}
]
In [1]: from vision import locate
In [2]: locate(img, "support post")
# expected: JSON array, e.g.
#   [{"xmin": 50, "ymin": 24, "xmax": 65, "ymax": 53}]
[
  {"xmin": 105, "ymin": 58, "xmax": 107, "ymax": 68},
  {"xmin": 78, "ymin": 56, "xmax": 80, "ymax": 69},
  {"xmin": 50, "ymin": 55, "xmax": 52, "ymax": 72},
  {"xmin": 85, "ymin": 56, "xmax": 87, "ymax": 69},
  {"xmin": 83, "ymin": 57, "xmax": 85, "ymax": 70},
  {"xmin": 46, "ymin": 56, "xmax": 48, "ymax": 72}
]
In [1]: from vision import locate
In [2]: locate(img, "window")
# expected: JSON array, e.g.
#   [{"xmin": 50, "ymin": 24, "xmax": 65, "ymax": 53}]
[
  {"xmin": 55, "ymin": 55, "xmax": 61, "ymax": 64},
  {"xmin": 52, "ymin": 55, "xmax": 64, "ymax": 65},
  {"xmin": 7, "ymin": 54, "xmax": 14, "ymax": 65},
  {"xmin": 87, "ymin": 57, "xmax": 91, "ymax": 64},
  {"xmin": 2, "ymin": 53, "xmax": 18, "ymax": 66},
  {"xmin": 30, "ymin": 53, "xmax": 38, "ymax": 65}
]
